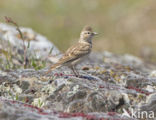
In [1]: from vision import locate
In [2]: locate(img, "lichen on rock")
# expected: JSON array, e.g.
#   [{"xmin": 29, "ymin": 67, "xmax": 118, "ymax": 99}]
[{"xmin": 0, "ymin": 23, "xmax": 156, "ymax": 120}]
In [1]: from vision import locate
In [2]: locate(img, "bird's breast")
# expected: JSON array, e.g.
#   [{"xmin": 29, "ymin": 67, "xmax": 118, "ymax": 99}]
[{"xmin": 71, "ymin": 53, "xmax": 90, "ymax": 66}]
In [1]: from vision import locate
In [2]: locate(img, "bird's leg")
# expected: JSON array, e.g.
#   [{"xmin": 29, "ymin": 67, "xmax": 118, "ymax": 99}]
[{"xmin": 71, "ymin": 65, "xmax": 80, "ymax": 77}]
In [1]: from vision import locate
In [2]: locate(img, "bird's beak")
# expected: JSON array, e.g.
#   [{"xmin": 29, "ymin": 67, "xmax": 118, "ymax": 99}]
[{"xmin": 92, "ymin": 32, "xmax": 98, "ymax": 35}]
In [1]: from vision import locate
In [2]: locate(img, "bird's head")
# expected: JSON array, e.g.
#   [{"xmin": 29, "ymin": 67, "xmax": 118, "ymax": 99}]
[{"xmin": 79, "ymin": 26, "xmax": 98, "ymax": 43}]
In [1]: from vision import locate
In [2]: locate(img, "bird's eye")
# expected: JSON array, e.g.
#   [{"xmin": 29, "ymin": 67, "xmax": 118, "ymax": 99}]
[{"xmin": 84, "ymin": 32, "xmax": 90, "ymax": 34}]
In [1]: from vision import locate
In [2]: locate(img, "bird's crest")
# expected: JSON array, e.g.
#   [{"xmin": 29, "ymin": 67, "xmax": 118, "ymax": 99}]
[{"xmin": 82, "ymin": 26, "xmax": 92, "ymax": 32}]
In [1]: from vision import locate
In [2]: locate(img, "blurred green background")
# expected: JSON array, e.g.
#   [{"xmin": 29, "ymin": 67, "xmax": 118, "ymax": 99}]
[{"xmin": 0, "ymin": 0, "xmax": 156, "ymax": 61}]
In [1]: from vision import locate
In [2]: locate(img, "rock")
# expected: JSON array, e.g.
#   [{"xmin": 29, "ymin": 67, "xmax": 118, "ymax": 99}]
[
  {"xmin": 149, "ymin": 70, "xmax": 156, "ymax": 77},
  {"xmin": 0, "ymin": 50, "xmax": 155, "ymax": 119},
  {"xmin": 20, "ymin": 80, "xmax": 30, "ymax": 91},
  {"xmin": 139, "ymin": 93, "xmax": 156, "ymax": 115},
  {"xmin": 0, "ymin": 97, "xmax": 134, "ymax": 120},
  {"xmin": 1, "ymin": 24, "xmax": 156, "ymax": 119},
  {"xmin": 0, "ymin": 23, "xmax": 60, "ymax": 58},
  {"xmin": 18, "ymin": 94, "xmax": 34, "ymax": 104}
]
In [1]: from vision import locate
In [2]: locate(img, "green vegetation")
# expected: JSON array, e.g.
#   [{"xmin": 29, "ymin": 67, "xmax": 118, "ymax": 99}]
[{"xmin": 0, "ymin": 37, "xmax": 46, "ymax": 70}]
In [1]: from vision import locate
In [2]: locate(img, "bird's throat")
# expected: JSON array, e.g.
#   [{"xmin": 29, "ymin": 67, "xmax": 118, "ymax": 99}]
[{"xmin": 79, "ymin": 39, "xmax": 92, "ymax": 44}]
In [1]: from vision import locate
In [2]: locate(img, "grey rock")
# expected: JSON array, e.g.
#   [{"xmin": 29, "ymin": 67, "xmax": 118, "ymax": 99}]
[
  {"xmin": 0, "ymin": 25, "xmax": 156, "ymax": 119},
  {"xmin": 20, "ymin": 81, "xmax": 30, "ymax": 91},
  {"xmin": 0, "ymin": 23, "xmax": 60, "ymax": 58}
]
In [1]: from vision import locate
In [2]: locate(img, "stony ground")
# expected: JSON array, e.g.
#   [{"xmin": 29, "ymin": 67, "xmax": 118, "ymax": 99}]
[
  {"xmin": 1, "ymin": 52, "xmax": 156, "ymax": 120},
  {"xmin": 0, "ymin": 23, "xmax": 156, "ymax": 120}
]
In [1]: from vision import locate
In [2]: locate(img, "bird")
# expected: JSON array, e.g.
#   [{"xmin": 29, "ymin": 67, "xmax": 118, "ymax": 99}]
[{"xmin": 46, "ymin": 26, "xmax": 98, "ymax": 77}]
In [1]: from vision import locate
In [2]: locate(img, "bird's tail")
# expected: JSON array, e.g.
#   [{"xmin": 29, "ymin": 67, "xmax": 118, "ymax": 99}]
[{"xmin": 45, "ymin": 62, "xmax": 61, "ymax": 74}]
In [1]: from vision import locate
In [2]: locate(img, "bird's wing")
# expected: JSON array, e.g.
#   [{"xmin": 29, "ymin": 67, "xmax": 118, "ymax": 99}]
[
  {"xmin": 58, "ymin": 43, "xmax": 91, "ymax": 64},
  {"xmin": 46, "ymin": 43, "xmax": 91, "ymax": 74}
]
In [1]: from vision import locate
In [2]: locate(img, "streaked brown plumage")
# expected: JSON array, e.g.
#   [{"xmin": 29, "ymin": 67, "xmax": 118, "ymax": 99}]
[{"xmin": 46, "ymin": 26, "xmax": 97, "ymax": 76}]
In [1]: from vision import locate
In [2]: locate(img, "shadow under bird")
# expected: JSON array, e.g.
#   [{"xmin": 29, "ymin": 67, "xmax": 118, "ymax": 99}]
[{"xmin": 46, "ymin": 26, "xmax": 98, "ymax": 77}]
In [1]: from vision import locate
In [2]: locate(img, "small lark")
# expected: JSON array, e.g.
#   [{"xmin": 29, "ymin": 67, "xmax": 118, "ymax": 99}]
[{"xmin": 46, "ymin": 26, "xmax": 97, "ymax": 77}]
